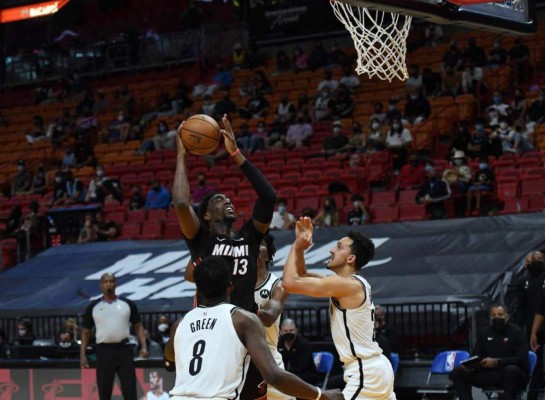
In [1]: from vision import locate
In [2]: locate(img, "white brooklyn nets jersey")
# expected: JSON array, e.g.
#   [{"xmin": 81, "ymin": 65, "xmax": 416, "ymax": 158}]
[
  {"xmin": 170, "ymin": 303, "xmax": 250, "ymax": 400},
  {"xmin": 254, "ymin": 272, "xmax": 283, "ymax": 366},
  {"xmin": 330, "ymin": 275, "xmax": 382, "ymax": 364}
]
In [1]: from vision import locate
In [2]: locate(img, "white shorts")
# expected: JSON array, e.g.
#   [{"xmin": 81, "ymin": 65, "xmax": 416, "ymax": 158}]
[{"xmin": 343, "ymin": 354, "xmax": 396, "ymax": 400}]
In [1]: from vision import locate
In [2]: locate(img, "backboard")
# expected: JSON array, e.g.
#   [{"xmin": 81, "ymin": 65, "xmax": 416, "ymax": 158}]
[{"xmin": 338, "ymin": 0, "xmax": 537, "ymax": 34}]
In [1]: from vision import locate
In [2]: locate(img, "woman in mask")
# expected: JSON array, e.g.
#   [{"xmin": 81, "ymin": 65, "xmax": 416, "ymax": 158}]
[
  {"xmin": 386, "ymin": 118, "xmax": 413, "ymax": 172},
  {"xmin": 151, "ymin": 315, "xmax": 172, "ymax": 350},
  {"xmin": 312, "ymin": 196, "xmax": 339, "ymax": 228},
  {"xmin": 466, "ymin": 157, "xmax": 494, "ymax": 216}
]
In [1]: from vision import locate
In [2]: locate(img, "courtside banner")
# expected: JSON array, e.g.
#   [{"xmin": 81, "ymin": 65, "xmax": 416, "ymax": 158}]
[{"xmin": 0, "ymin": 214, "xmax": 543, "ymax": 315}]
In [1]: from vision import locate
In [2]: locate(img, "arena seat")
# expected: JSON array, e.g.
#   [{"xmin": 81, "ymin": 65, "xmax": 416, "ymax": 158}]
[
  {"xmin": 370, "ymin": 205, "xmax": 399, "ymax": 223},
  {"xmin": 399, "ymin": 204, "xmax": 427, "ymax": 222},
  {"xmin": 119, "ymin": 223, "xmax": 142, "ymax": 240}
]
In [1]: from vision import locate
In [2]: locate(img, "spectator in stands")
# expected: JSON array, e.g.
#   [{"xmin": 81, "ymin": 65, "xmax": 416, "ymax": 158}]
[
  {"xmin": 467, "ymin": 119, "xmax": 490, "ymax": 159},
  {"xmin": 510, "ymin": 88, "xmax": 528, "ymax": 125},
  {"xmin": 277, "ymin": 318, "xmax": 318, "ymax": 385},
  {"xmin": 374, "ymin": 305, "xmax": 395, "ymax": 361},
  {"xmin": 449, "ymin": 151, "xmax": 473, "ymax": 217},
  {"xmin": 286, "ymin": 114, "xmax": 313, "ymax": 148},
  {"xmin": 467, "ymin": 157, "xmax": 494, "ymax": 215},
  {"xmin": 190, "ymin": 174, "xmax": 215, "ymax": 208},
  {"xmin": 194, "ymin": 64, "xmax": 234, "ymax": 98},
  {"xmin": 139, "ymin": 330, "xmax": 163, "ymax": 359},
  {"xmin": 326, "ymin": 41, "xmax": 346, "ymax": 67},
  {"xmin": 404, "ymin": 88, "xmax": 431, "ymax": 124},
  {"xmin": 248, "ymin": 121, "xmax": 268, "ymax": 153},
  {"xmin": 490, "ymin": 118, "xmax": 517, "ymax": 155},
  {"xmin": 296, "ymin": 93, "xmax": 312, "ymax": 120},
  {"xmin": 0, "ymin": 205, "xmax": 22, "ymax": 240},
  {"xmin": 26, "ymin": 115, "xmax": 47, "ymax": 144},
  {"xmin": 18, "ymin": 200, "xmax": 44, "ymax": 258},
  {"xmin": 74, "ymin": 131, "xmax": 96, "ymax": 169},
  {"xmin": 14, "ymin": 319, "xmax": 34, "ymax": 346},
  {"xmin": 347, "ymin": 194, "xmax": 370, "ymax": 225},
  {"xmin": 293, "ymin": 46, "xmax": 309, "ymax": 72},
  {"xmin": 422, "ymin": 67, "xmax": 442, "ymax": 98},
  {"xmin": 270, "ymin": 198, "xmax": 296, "ymax": 230},
  {"xmin": 75, "ymin": 107, "xmax": 99, "ymax": 133},
  {"xmin": 368, "ymin": 118, "xmax": 386, "ymax": 151},
  {"xmin": 232, "ymin": 42, "xmax": 246, "ymax": 70},
  {"xmin": 346, "ymin": 121, "xmax": 366, "ymax": 152},
  {"xmin": 93, "ymin": 211, "xmax": 118, "ymax": 242},
  {"xmin": 527, "ymin": 87, "xmax": 545, "ymax": 124},
  {"xmin": 323, "ymin": 121, "xmax": 349, "ymax": 156},
  {"xmin": 62, "ymin": 317, "xmax": 80, "ymax": 342},
  {"xmin": 441, "ymin": 64, "xmax": 461, "ymax": 97},
  {"xmin": 512, "ymin": 123, "xmax": 534, "ymax": 154},
  {"xmin": 386, "ymin": 119, "xmax": 413, "ymax": 172},
  {"xmin": 450, "ymin": 304, "xmax": 529, "ymax": 400},
  {"xmin": 93, "ymin": 90, "xmax": 108, "ymax": 115},
  {"xmin": 62, "ymin": 147, "xmax": 76, "ymax": 168},
  {"xmin": 488, "ymin": 38, "xmax": 508, "ymax": 69},
  {"xmin": 135, "ymin": 121, "xmax": 175, "ymax": 156},
  {"xmin": 461, "ymin": 62, "xmax": 485, "ymax": 95},
  {"xmin": 214, "ymin": 91, "xmax": 237, "ymax": 120},
  {"xmin": 339, "ymin": 66, "xmax": 360, "ymax": 91},
  {"xmin": 27, "ymin": 163, "xmax": 48, "ymax": 195},
  {"xmin": 200, "ymin": 94, "xmax": 216, "ymax": 117},
  {"xmin": 276, "ymin": 92, "xmax": 296, "ymax": 124},
  {"xmin": 313, "ymin": 196, "xmax": 339, "ymax": 228},
  {"xmin": 267, "ymin": 116, "xmax": 288, "ymax": 148},
  {"xmin": 317, "ymin": 69, "xmax": 339, "ymax": 93},
  {"xmin": 239, "ymin": 92, "xmax": 269, "ymax": 120},
  {"xmin": 328, "ymin": 86, "xmax": 354, "ymax": 120},
  {"xmin": 313, "ymin": 88, "xmax": 332, "ymax": 121},
  {"xmin": 11, "ymin": 160, "xmax": 32, "ymax": 196},
  {"xmin": 57, "ymin": 330, "xmax": 79, "ymax": 357},
  {"xmin": 0, "ymin": 330, "xmax": 9, "ymax": 358},
  {"xmin": 86, "ymin": 166, "xmax": 123, "ymax": 204},
  {"xmin": 406, "ymin": 64, "xmax": 423, "ymax": 92},
  {"xmin": 254, "ymin": 70, "xmax": 273, "ymax": 95},
  {"xmin": 416, "ymin": 167, "xmax": 451, "ymax": 219},
  {"xmin": 442, "ymin": 40, "xmax": 464, "ymax": 72},
  {"xmin": 464, "ymin": 37, "xmax": 486, "ymax": 67},
  {"xmin": 487, "ymin": 91, "xmax": 510, "ymax": 127},
  {"xmin": 145, "ymin": 179, "xmax": 171, "ymax": 210},
  {"xmin": 424, "ymin": 23, "xmax": 444, "ymax": 47},
  {"xmin": 105, "ymin": 110, "xmax": 130, "ymax": 143},
  {"xmin": 49, "ymin": 171, "xmax": 67, "ymax": 207},
  {"xmin": 308, "ymin": 42, "xmax": 328, "ymax": 71},
  {"xmin": 172, "ymin": 83, "xmax": 193, "ymax": 116},
  {"xmin": 119, "ymin": 85, "xmax": 135, "ymax": 117},
  {"xmin": 129, "ymin": 186, "xmax": 146, "ymax": 211},
  {"xmin": 300, "ymin": 207, "xmax": 316, "ymax": 219},
  {"xmin": 451, "ymin": 123, "xmax": 471, "ymax": 156},
  {"xmin": 386, "ymin": 99, "xmax": 402, "ymax": 123},
  {"xmin": 509, "ymin": 37, "xmax": 531, "ymax": 84},
  {"xmin": 397, "ymin": 154, "xmax": 426, "ymax": 191},
  {"xmin": 65, "ymin": 171, "xmax": 86, "ymax": 204},
  {"xmin": 276, "ymin": 49, "xmax": 291, "ymax": 73},
  {"xmin": 151, "ymin": 315, "xmax": 171, "ymax": 350},
  {"xmin": 78, "ymin": 214, "xmax": 97, "ymax": 244},
  {"xmin": 370, "ymin": 102, "xmax": 387, "ymax": 126}
]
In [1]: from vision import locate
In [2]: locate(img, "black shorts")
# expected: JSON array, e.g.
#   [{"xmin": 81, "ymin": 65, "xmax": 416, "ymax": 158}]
[{"xmin": 241, "ymin": 359, "xmax": 267, "ymax": 400}]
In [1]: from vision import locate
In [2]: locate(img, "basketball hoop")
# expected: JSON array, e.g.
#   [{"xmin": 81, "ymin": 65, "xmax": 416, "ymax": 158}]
[{"xmin": 330, "ymin": 0, "xmax": 412, "ymax": 82}]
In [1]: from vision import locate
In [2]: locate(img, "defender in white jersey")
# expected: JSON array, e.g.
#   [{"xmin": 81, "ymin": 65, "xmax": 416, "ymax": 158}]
[
  {"xmin": 165, "ymin": 255, "xmax": 343, "ymax": 400},
  {"xmin": 282, "ymin": 218, "xmax": 396, "ymax": 400},
  {"xmin": 254, "ymin": 234, "xmax": 293, "ymax": 400}
]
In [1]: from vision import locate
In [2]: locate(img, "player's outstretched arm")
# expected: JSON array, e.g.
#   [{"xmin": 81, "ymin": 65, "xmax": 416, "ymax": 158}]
[
  {"xmin": 164, "ymin": 318, "xmax": 181, "ymax": 371},
  {"xmin": 173, "ymin": 123, "xmax": 200, "ymax": 240},
  {"xmin": 233, "ymin": 309, "xmax": 342, "ymax": 400},
  {"xmin": 221, "ymin": 114, "xmax": 277, "ymax": 234},
  {"xmin": 258, "ymin": 282, "xmax": 288, "ymax": 327}
]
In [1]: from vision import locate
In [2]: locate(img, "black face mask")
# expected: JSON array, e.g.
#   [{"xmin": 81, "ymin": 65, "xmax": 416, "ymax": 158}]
[
  {"xmin": 527, "ymin": 261, "xmax": 545, "ymax": 277},
  {"xmin": 153, "ymin": 186, "xmax": 161, "ymax": 192},
  {"xmin": 491, "ymin": 317, "xmax": 507, "ymax": 332},
  {"xmin": 324, "ymin": 205, "xmax": 331, "ymax": 212},
  {"xmin": 410, "ymin": 161, "xmax": 419, "ymax": 167},
  {"xmin": 283, "ymin": 333, "xmax": 296, "ymax": 341},
  {"xmin": 198, "ymin": 180, "xmax": 206, "ymax": 187}
]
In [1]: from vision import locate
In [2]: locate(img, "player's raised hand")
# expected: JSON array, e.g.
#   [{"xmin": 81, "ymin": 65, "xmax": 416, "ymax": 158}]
[
  {"xmin": 294, "ymin": 217, "xmax": 313, "ymax": 251},
  {"xmin": 176, "ymin": 121, "xmax": 186, "ymax": 156},
  {"xmin": 220, "ymin": 114, "xmax": 239, "ymax": 155},
  {"xmin": 321, "ymin": 389, "xmax": 343, "ymax": 400}
]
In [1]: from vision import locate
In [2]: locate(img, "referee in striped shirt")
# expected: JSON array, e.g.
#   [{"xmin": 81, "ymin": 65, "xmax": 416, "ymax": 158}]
[{"xmin": 80, "ymin": 273, "xmax": 148, "ymax": 400}]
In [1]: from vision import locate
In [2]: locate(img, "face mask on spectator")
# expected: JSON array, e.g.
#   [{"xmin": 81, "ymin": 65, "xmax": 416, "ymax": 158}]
[
  {"xmin": 499, "ymin": 122, "xmax": 508, "ymax": 130},
  {"xmin": 18, "ymin": 330, "xmax": 26, "ymax": 337},
  {"xmin": 479, "ymin": 163, "xmax": 488, "ymax": 170},
  {"xmin": 454, "ymin": 159, "xmax": 463, "ymax": 166},
  {"xmin": 410, "ymin": 94, "xmax": 418, "ymax": 100},
  {"xmin": 388, "ymin": 104, "xmax": 396, "ymax": 111},
  {"xmin": 475, "ymin": 124, "xmax": 484, "ymax": 132},
  {"xmin": 493, "ymin": 95, "xmax": 502, "ymax": 105},
  {"xmin": 371, "ymin": 122, "xmax": 380, "ymax": 130},
  {"xmin": 278, "ymin": 205, "xmax": 287, "ymax": 214},
  {"xmin": 333, "ymin": 127, "xmax": 342, "ymax": 134},
  {"xmin": 424, "ymin": 164, "xmax": 433, "ymax": 172},
  {"xmin": 55, "ymin": 177, "xmax": 63, "ymax": 183},
  {"xmin": 527, "ymin": 261, "xmax": 545, "ymax": 277},
  {"xmin": 258, "ymin": 126, "xmax": 265, "ymax": 133},
  {"xmin": 17, "ymin": 166, "xmax": 25, "ymax": 172},
  {"xmin": 283, "ymin": 333, "xmax": 295, "ymax": 341},
  {"xmin": 158, "ymin": 323, "xmax": 169, "ymax": 333},
  {"xmin": 353, "ymin": 201, "xmax": 362, "ymax": 208},
  {"xmin": 118, "ymin": 115, "xmax": 124, "ymax": 122},
  {"xmin": 392, "ymin": 123, "xmax": 400, "ymax": 130},
  {"xmin": 159, "ymin": 125, "xmax": 167, "ymax": 133},
  {"xmin": 59, "ymin": 342, "xmax": 72, "ymax": 349},
  {"xmin": 491, "ymin": 317, "xmax": 507, "ymax": 332}
]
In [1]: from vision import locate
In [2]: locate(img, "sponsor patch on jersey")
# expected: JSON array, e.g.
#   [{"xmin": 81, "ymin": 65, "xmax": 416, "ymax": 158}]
[{"xmin": 260, "ymin": 289, "xmax": 270, "ymax": 299}]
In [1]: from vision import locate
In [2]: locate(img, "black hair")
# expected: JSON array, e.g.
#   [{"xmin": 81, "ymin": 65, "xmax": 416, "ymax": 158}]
[
  {"xmin": 194, "ymin": 256, "xmax": 231, "ymax": 298},
  {"xmin": 263, "ymin": 233, "xmax": 276, "ymax": 269},
  {"xmin": 197, "ymin": 191, "xmax": 219, "ymax": 227},
  {"xmin": 347, "ymin": 231, "xmax": 375, "ymax": 270},
  {"xmin": 59, "ymin": 330, "xmax": 73, "ymax": 340},
  {"xmin": 489, "ymin": 303, "xmax": 508, "ymax": 315}
]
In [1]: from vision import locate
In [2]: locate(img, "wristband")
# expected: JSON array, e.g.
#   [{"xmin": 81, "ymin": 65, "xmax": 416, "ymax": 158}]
[
  {"xmin": 230, "ymin": 148, "xmax": 240, "ymax": 157},
  {"xmin": 315, "ymin": 387, "xmax": 321, "ymax": 400}
]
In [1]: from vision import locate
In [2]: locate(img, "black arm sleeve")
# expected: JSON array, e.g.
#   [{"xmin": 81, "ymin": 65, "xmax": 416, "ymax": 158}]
[
  {"xmin": 500, "ymin": 328, "xmax": 529, "ymax": 370},
  {"xmin": 239, "ymin": 159, "xmax": 277, "ymax": 223}
]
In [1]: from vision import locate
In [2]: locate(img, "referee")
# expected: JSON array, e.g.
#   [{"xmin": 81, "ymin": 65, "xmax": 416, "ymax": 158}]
[{"xmin": 80, "ymin": 273, "xmax": 148, "ymax": 400}]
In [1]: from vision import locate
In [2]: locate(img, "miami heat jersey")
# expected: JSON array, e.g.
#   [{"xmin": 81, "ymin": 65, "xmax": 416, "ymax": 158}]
[
  {"xmin": 254, "ymin": 272, "xmax": 283, "ymax": 366},
  {"xmin": 170, "ymin": 303, "xmax": 250, "ymax": 399},
  {"xmin": 330, "ymin": 275, "xmax": 382, "ymax": 364},
  {"xmin": 187, "ymin": 220, "xmax": 264, "ymax": 312}
]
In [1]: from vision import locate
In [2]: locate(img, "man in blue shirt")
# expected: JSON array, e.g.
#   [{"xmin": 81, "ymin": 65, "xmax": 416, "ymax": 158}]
[{"xmin": 145, "ymin": 179, "xmax": 171, "ymax": 209}]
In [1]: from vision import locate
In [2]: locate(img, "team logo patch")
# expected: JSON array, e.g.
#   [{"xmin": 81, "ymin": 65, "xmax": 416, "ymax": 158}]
[{"xmin": 260, "ymin": 289, "xmax": 270, "ymax": 298}]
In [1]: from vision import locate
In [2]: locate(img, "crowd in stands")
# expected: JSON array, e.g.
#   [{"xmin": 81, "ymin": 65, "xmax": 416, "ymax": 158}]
[{"xmin": 0, "ymin": 25, "xmax": 544, "ymax": 267}]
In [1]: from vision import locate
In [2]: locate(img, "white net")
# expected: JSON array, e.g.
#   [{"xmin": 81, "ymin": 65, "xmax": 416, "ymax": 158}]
[{"xmin": 330, "ymin": 0, "xmax": 412, "ymax": 82}]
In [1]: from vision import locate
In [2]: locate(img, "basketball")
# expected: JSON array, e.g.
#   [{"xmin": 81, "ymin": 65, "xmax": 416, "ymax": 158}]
[{"xmin": 179, "ymin": 114, "xmax": 222, "ymax": 155}]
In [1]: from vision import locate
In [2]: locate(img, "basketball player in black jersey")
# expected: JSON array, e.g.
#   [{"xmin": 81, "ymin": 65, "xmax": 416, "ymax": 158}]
[{"xmin": 173, "ymin": 114, "xmax": 276, "ymax": 400}]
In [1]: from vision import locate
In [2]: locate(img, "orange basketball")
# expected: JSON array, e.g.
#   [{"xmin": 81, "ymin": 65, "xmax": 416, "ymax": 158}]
[{"xmin": 179, "ymin": 114, "xmax": 222, "ymax": 155}]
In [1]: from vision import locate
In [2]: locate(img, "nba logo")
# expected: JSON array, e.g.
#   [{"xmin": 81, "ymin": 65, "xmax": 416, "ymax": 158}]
[{"xmin": 445, "ymin": 352, "xmax": 456, "ymax": 371}]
